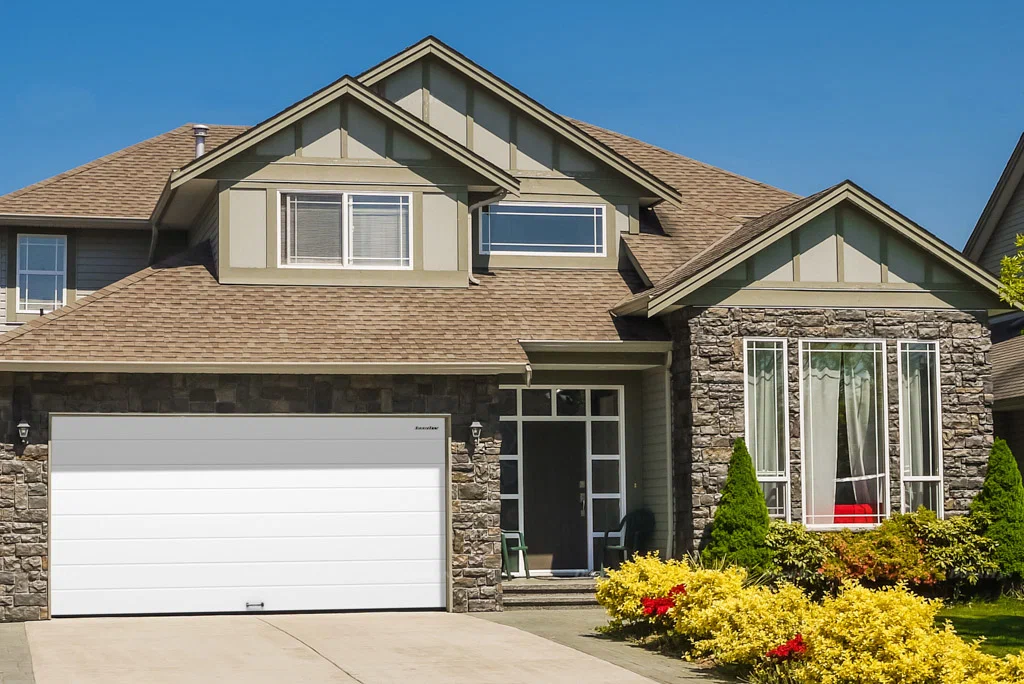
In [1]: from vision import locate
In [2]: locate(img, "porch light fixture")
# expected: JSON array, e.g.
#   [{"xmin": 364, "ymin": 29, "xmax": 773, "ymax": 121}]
[
  {"xmin": 16, "ymin": 421, "xmax": 29, "ymax": 443},
  {"xmin": 470, "ymin": 421, "xmax": 483, "ymax": 441}
]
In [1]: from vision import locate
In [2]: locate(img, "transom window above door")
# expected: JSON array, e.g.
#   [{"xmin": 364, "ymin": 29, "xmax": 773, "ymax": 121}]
[
  {"xmin": 280, "ymin": 192, "xmax": 412, "ymax": 269},
  {"xmin": 17, "ymin": 234, "xmax": 67, "ymax": 314},
  {"xmin": 479, "ymin": 202, "xmax": 605, "ymax": 256}
]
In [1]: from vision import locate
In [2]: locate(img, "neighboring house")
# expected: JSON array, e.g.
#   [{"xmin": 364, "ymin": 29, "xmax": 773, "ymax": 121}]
[
  {"xmin": 0, "ymin": 37, "xmax": 1006, "ymax": 622},
  {"xmin": 964, "ymin": 132, "xmax": 1024, "ymax": 471}
]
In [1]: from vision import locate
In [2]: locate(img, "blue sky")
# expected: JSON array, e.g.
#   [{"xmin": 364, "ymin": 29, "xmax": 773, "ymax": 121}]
[{"xmin": 1, "ymin": 1, "xmax": 1022, "ymax": 248}]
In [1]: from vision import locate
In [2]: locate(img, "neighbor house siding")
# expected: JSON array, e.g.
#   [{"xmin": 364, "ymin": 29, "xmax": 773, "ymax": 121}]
[
  {"xmin": 76, "ymin": 230, "xmax": 151, "ymax": 298},
  {"xmin": 993, "ymin": 410, "xmax": 1024, "ymax": 476},
  {"xmin": 0, "ymin": 230, "xmax": 8, "ymax": 330},
  {"xmin": 0, "ymin": 372, "xmax": 506, "ymax": 622},
  {"xmin": 641, "ymin": 365, "xmax": 672, "ymax": 556},
  {"xmin": 980, "ymin": 180, "xmax": 1024, "ymax": 275},
  {"xmin": 671, "ymin": 307, "xmax": 993, "ymax": 551}
]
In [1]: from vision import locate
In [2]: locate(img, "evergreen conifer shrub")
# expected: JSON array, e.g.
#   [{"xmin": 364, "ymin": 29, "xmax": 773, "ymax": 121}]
[{"xmin": 702, "ymin": 438, "xmax": 773, "ymax": 569}]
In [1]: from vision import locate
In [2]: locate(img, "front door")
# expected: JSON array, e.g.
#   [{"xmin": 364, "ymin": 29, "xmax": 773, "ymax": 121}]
[{"xmin": 522, "ymin": 422, "xmax": 588, "ymax": 571}]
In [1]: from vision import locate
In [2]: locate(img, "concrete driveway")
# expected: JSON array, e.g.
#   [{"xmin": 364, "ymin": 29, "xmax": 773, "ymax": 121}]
[{"xmin": 21, "ymin": 612, "xmax": 656, "ymax": 684}]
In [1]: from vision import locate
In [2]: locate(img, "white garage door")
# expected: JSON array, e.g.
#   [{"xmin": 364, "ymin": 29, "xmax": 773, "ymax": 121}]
[{"xmin": 50, "ymin": 414, "xmax": 448, "ymax": 616}]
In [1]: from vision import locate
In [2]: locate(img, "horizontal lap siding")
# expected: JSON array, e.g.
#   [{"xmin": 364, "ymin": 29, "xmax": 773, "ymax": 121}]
[
  {"xmin": 189, "ymin": 197, "xmax": 219, "ymax": 262},
  {"xmin": 76, "ymin": 231, "xmax": 151, "ymax": 298},
  {"xmin": 641, "ymin": 366, "xmax": 671, "ymax": 555},
  {"xmin": 981, "ymin": 181, "xmax": 1024, "ymax": 275}
]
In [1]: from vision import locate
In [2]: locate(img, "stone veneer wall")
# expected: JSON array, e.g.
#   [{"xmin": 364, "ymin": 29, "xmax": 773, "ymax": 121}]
[
  {"xmin": 670, "ymin": 307, "xmax": 993, "ymax": 551},
  {"xmin": 0, "ymin": 373, "xmax": 504, "ymax": 622}
]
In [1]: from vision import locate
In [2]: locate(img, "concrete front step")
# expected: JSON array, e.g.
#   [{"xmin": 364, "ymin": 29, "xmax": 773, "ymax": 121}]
[
  {"xmin": 502, "ymin": 578, "xmax": 599, "ymax": 610},
  {"xmin": 503, "ymin": 593, "xmax": 600, "ymax": 610}
]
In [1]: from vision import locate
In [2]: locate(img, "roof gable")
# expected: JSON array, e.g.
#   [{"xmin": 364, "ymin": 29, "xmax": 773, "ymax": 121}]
[
  {"xmin": 616, "ymin": 181, "xmax": 1005, "ymax": 315},
  {"xmin": 169, "ymin": 76, "xmax": 519, "ymax": 194},
  {"xmin": 965, "ymin": 132, "xmax": 1024, "ymax": 265},
  {"xmin": 358, "ymin": 36, "xmax": 682, "ymax": 206}
]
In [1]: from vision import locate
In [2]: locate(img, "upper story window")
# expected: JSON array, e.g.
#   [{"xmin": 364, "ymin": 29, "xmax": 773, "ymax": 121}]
[
  {"xmin": 17, "ymin": 234, "xmax": 67, "ymax": 314},
  {"xmin": 479, "ymin": 202, "xmax": 605, "ymax": 256},
  {"xmin": 281, "ymin": 192, "xmax": 411, "ymax": 269}
]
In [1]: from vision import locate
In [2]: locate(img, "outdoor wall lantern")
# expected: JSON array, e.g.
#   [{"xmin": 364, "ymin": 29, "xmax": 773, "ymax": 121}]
[
  {"xmin": 470, "ymin": 421, "xmax": 483, "ymax": 441},
  {"xmin": 16, "ymin": 421, "xmax": 30, "ymax": 443}
]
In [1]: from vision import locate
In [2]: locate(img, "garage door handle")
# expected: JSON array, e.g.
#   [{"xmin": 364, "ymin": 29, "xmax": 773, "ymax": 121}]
[{"xmin": 246, "ymin": 602, "xmax": 264, "ymax": 609}]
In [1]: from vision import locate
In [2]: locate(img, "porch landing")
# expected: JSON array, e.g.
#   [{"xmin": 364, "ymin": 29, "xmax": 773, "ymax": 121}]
[{"xmin": 502, "ymin": 577, "xmax": 599, "ymax": 610}]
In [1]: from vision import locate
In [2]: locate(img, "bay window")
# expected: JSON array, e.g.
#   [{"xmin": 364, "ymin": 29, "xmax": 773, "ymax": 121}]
[
  {"xmin": 280, "ymin": 192, "xmax": 411, "ymax": 269},
  {"xmin": 17, "ymin": 234, "xmax": 67, "ymax": 313},
  {"xmin": 479, "ymin": 202, "xmax": 605, "ymax": 256},
  {"xmin": 801, "ymin": 341, "xmax": 887, "ymax": 527},
  {"xmin": 899, "ymin": 341, "xmax": 942, "ymax": 514},
  {"xmin": 744, "ymin": 339, "xmax": 790, "ymax": 519}
]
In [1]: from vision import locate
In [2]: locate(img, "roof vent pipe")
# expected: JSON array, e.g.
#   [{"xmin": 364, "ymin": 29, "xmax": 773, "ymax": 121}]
[{"xmin": 192, "ymin": 124, "xmax": 209, "ymax": 158}]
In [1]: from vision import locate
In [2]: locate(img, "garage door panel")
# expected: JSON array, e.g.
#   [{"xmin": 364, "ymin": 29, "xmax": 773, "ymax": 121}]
[
  {"xmin": 53, "ymin": 466, "xmax": 443, "ymax": 490},
  {"xmin": 52, "ymin": 583, "xmax": 446, "ymax": 616},
  {"xmin": 50, "ymin": 439, "xmax": 444, "ymax": 467},
  {"xmin": 51, "ymin": 415, "xmax": 446, "ymax": 442},
  {"xmin": 54, "ymin": 535, "xmax": 443, "ymax": 566},
  {"xmin": 53, "ymin": 511, "xmax": 443, "ymax": 541},
  {"xmin": 50, "ymin": 414, "xmax": 448, "ymax": 616},
  {"xmin": 52, "ymin": 485, "xmax": 443, "ymax": 515},
  {"xmin": 53, "ymin": 559, "xmax": 443, "ymax": 591}
]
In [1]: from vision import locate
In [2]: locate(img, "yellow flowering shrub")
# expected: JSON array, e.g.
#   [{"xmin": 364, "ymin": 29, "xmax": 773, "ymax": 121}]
[
  {"xmin": 595, "ymin": 553, "xmax": 692, "ymax": 629},
  {"xmin": 681, "ymin": 582, "xmax": 811, "ymax": 668},
  {"xmin": 596, "ymin": 555, "xmax": 1024, "ymax": 683}
]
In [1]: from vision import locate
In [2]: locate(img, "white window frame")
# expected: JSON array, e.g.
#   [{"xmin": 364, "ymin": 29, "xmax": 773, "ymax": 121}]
[
  {"xmin": 276, "ymin": 190, "xmax": 414, "ymax": 270},
  {"xmin": 897, "ymin": 340, "xmax": 944, "ymax": 517},
  {"xmin": 16, "ymin": 233, "xmax": 67, "ymax": 314},
  {"xmin": 478, "ymin": 201, "xmax": 607, "ymax": 257},
  {"xmin": 798, "ymin": 339, "xmax": 891, "ymax": 530},
  {"xmin": 498, "ymin": 385, "xmax": 626, "ymax": 575},
  {"xmin": 742, "ymin": 338, "xmax": 791, "ymax": 521}
]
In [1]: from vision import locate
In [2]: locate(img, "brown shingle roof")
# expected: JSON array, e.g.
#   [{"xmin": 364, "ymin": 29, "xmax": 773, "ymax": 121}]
[
  {"xmin": 0, "ymin": 244, "xmax": 665, "ymax": 365},
  {"xmin": 992, "ymin": 334, "xmax": 1024, "ymax": 403},
  {"xmin": 0, "ymin": 125, "xmax": 246, "ymax": 220},
  {"xmin": 572, "ymin": 121, "xmax": 798, "ymax": 282}
]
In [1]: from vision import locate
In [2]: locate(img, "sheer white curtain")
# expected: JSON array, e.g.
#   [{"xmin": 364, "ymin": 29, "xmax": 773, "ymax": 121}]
[
  {"xmin": 843, "ymin": 353, "xmax": 880, "ymax": 507},
  {"xmin": 902, "ymin": 357, "xmax": 926, "ymax": 479},
  {"xmin": 807, "ymin": 353, "xmax": 841, "ymax": 525},
  {"xmin": 752, "ymin": 351, "xmax": 781, "ymax": 476}
]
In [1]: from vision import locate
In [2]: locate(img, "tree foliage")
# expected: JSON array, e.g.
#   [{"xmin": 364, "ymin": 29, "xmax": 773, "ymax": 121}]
[
  {"xmin": 971, "ymin": 438, "xmax": 1024, "ymax": 578},
  {"xmin": 702, "ymin": 438, "xmax": 772, "ymax": 569}
]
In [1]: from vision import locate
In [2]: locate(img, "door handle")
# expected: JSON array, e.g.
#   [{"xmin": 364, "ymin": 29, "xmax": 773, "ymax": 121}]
[{"xmin": 580, "ymin": 493, "xmax": 586, "ymax": 518}]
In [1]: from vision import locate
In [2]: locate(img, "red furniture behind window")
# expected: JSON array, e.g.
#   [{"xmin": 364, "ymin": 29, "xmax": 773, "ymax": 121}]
[{"xmin": 833, "ymin": 503, "xmax": 876, "ymax": 524}]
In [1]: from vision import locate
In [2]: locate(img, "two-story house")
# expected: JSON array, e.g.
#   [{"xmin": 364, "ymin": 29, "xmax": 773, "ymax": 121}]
[{"xmin": 0, "ymin": 37, "xmax": 1007, "ymax": 622}]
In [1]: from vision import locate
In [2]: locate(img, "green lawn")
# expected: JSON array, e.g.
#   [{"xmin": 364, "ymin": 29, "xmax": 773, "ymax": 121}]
[{"xmin": 938, "ymin": 597, "xmax": 1024, "ymax": 657}]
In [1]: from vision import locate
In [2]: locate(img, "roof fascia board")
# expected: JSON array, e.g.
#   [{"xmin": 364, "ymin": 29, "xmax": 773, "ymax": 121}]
[
  {"xmin": 620, "ymin": 241, "xmax": 653, "ymax": 287},
  {"xmin": 169, "ymin": 78, "xmax": 518, "ymax": 194},
  {"xmin": 359, "ymin": 39, "xmax": 683, "ymax": 207},
  {"xmin": 0, "ymin": 215, "xmax": 151, "ymax": 229},
  {"xmin": 0, "ymin": 360, "xmax": 528, "ymax": 375},
  {"xmin": 645, "ymin": 184, "xmax": 1005, "ymax": 316},
  {"xmin": 964, "ymin": 134, "xmax": 1024, "ymax": 260},
  {"xmin": 519, "ymin": 340, "xmax": 672, "ymax": 353}
]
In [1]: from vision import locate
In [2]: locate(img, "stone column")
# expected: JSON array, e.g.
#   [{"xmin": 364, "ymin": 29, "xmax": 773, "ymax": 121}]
[
  {"xmin": 0, "ymin": 444, "xmax": 49, "ymax": 622},
  {"xmin": 449, "ymin": 431, "xmax": 503, "ymax": 612}
]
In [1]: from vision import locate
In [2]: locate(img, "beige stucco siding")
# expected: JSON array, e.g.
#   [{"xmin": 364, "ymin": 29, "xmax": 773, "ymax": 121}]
[
  {"xmin": 76, "ymin": 230, "xmax": 151, "ymax": 298},
  {"xmin": 301, "ymin": 102, "xmax": 342, "ymax": 158},
  {"xmin": 980, "ymin": 179, "xmax": 1024, "ymax": 275},
  {"xmin": 227, "ymin": 188, "xmax": 268, "ymax": 269},
  {"xmin": 347, "ymin": 102, "xmax": 387, "ymax": 159},
  {"xmin": 384, "ymin": 61, "xmax": 423, "ymax": 117},
  {"xmin": 427, "ymin": 61, "xmax": 468, "ymax": 145},
  {"xmin": 422, "ymin": 192, "xmax": 459, "ymax": 271},
  {"xmin": 641, "ymin": 365, "xmax": 672, "ymax": 556}
]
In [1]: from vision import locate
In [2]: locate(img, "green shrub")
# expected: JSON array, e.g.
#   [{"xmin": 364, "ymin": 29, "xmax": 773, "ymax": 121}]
[
  {"xmin": 702, "ymin": 439, "xmax": 772, "ymax": 569},
  {"xmin": 971, "ymin": 438, "xmax": 1024, "ymax": 579},
  {"xmin": 765, "ymin": 520, "xmax": 834, "ymax": 593},
  {"xmin": 907, "ymin": 508, "xmax": 999, "ymax": 587}
]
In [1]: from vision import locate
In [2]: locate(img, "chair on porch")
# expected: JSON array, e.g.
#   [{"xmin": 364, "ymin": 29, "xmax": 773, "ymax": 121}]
[
  {"xmin": 600, "ymin": 507, "xmax": 656, "ymax": 573},
  {"xmin": 500, "ymin": 530, "xmax": 531, "ymax": 580}
]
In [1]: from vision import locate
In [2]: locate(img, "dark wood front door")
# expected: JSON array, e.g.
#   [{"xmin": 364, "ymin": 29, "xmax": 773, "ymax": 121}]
[{"xmin": 522, "ymin": 422, "xmax": 588, "ymax": 571}]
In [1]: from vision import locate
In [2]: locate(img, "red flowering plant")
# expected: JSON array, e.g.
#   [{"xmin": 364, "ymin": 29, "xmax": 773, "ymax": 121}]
[
  {"xmin": 640, "ymin": 583, "xmax": 687, "ymax": 619},
  {"xmin": 765, "ymin": 633, "xmax": 807, "ymax": 661}
]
